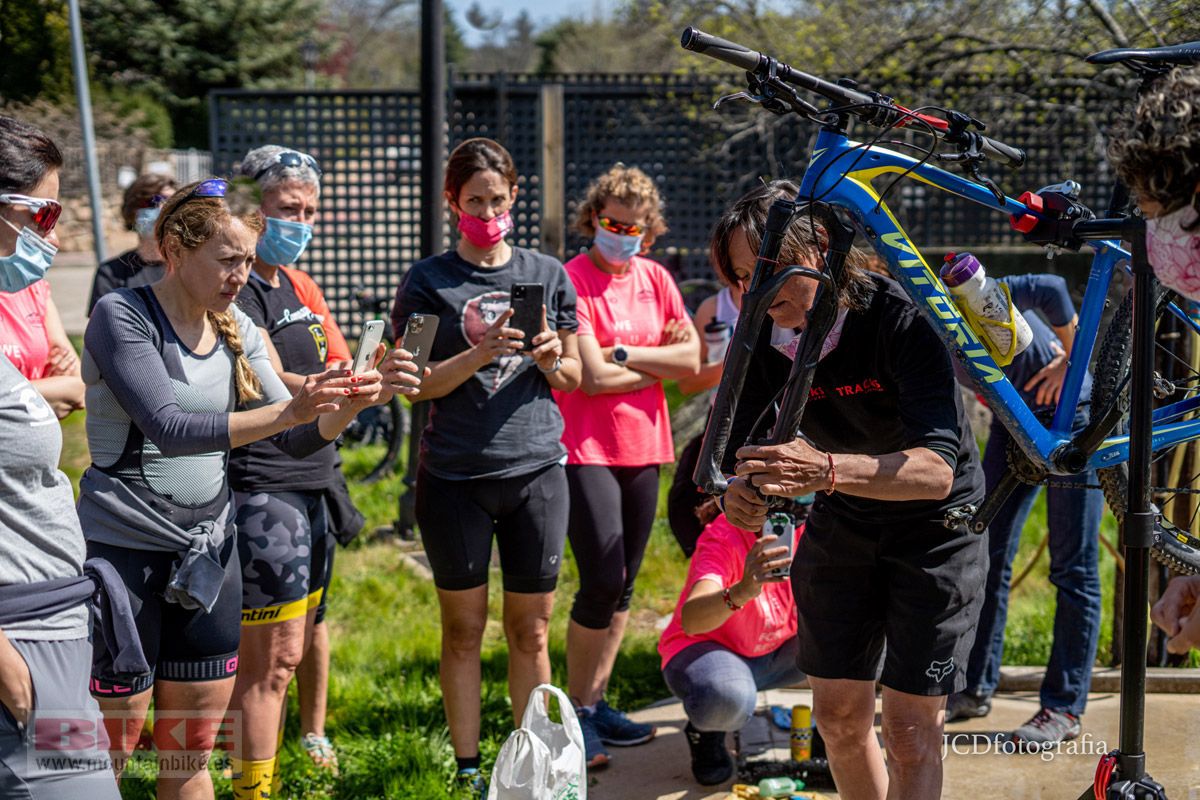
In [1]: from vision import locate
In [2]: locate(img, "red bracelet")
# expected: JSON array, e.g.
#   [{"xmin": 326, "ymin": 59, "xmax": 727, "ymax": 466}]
[
  {"xmin": 824, "ymin": 451, "xmax": 837, "ymax": 495},
  {"xmin": 722, "ymin": 586, "xmax": 743, "ymax": 611}
]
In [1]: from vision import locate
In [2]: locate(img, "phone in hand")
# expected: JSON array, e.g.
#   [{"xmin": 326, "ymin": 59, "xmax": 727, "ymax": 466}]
[
  {"xmin": 764, "ymin": 512, "xmax": 796, "ymax": 579},
  {"xmin": 352, "ymin": 320, "xmax": 387, "ymax": 373},
  {"xmin": 509, "ymin": 283, "xmax": 545, "ymax": 352},
  {"xmin": 399, "ymin": 313, "xmax": 439, "ymax": 376}
]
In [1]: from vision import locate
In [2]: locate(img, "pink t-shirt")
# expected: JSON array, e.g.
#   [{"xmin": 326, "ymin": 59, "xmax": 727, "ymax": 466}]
[
  {"xmin": 658, "ymin": 514, "xmax": 800, "ymax": 670},
  {"xmin": 555, "ymin": 253, "xmax": 688, "ymax": 466},
  {"xmin": 0, "ymin": 281, "xmax": 51, "ymax": 380}
]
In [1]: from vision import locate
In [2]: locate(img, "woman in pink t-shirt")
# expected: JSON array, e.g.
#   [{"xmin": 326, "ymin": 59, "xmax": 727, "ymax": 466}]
[
  {"xmin": 0, "ymin": 279, "xmax": 84, "ymax": 418},
  {"xmin": 658, "ymin": 513, "xmax": 805, "ymax": 786},
  {"xmin": 555, "ymin": 164, "xmax": 700, "ymax": 767}
]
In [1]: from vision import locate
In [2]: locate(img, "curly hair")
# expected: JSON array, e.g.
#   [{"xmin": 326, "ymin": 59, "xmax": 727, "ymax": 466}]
[
  {"xmin": 708, "ymin": 180, "xmax": 874, "ymax": 312},
  {"xmin": 573, "ymin": 164, "xmax": 668, "ymax": 246},
  {"xmin": 1108, "ymin": 65, "xmax": 1200, "ymax": 222}
]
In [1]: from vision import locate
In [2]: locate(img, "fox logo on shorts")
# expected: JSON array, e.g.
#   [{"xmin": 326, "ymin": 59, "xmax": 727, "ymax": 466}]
[{"xmin": 925, "ymin": 658, "xmax": 955, "ymax": 683}]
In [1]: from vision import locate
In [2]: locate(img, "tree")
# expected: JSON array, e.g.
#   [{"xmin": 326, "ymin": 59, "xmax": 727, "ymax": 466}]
[
  {"xmin": 323, "ymin": 0, "xmax": 467, "ymax": 88},
  {"xmin": 0, "ymin": 0, "xmax": 73, "ymax": 104},
  {"xmin": 82, "ymin": 0, "xmax": 324, "ymax": 146}
]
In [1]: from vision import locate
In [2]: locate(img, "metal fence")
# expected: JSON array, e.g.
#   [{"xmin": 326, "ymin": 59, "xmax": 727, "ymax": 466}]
[{"xmin": 211, "ymin": 70, "xmax": 1131, "ymax": 335}]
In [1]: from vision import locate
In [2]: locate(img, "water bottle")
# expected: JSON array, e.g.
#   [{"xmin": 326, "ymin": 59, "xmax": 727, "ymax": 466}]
[
  {"xmin": 703, "ymin": 319, "xmax": 732, "ymax": 364},
  {"xmin": 757, "ymin": 776, "xmax": 801, "ymax": 797},
  {"xmin": 939, "ymin": 252, "xmax": 1033, "ymax": 364}
]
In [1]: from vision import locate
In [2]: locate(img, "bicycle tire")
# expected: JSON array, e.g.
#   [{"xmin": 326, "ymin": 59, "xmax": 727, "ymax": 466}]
[
  {"xmin": 1091, "ymin": 281, "xmax": 1200, "ymax": 574},
  {"xmin": 364, "ymin": 396, "xmax": 408, "ymax": 484},
  {"xmin": 341, "ymin": 397, "xmax": 409, "ymax": 485}
]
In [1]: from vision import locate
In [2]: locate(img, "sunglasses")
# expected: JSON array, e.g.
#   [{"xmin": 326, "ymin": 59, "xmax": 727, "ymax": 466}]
[
  {"xmin": 159, "ymin": 178, "xmax": 228, "ymax": 227},
  {"xmin": 253, "ymin": 150, "xmax": 323, "ymax": 181},
  {"xmin": 597, "ymin": 215, "xmax": 645, "ymax": 237},
  {"xmin": 0, "ymin": 194, "xmax": 63, "ymax": 235}
]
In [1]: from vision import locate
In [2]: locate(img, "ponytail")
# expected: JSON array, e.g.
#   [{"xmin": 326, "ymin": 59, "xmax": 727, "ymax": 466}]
[{"xmin": 208, "ymin": 310, "xmax": 263, "ymax": 404}]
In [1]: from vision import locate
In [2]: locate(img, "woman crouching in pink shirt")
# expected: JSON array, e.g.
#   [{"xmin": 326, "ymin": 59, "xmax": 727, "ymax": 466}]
[{"xmin": 554, "ymin": 164, "xmax": 700, "ymax": 767}]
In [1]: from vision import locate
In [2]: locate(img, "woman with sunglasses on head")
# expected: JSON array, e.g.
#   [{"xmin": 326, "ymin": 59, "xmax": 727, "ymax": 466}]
[
  {"xmin": 87, "ymin": 173, "xmax": 178, "ymax": 314},
  {"xmin": 391, "ymin": 137, "xmax": 581, "ymax": 794},
  {"xmin": 0, "ymin": 114, "xmax": 126, "ymax": 800},
  {"xmin": 80, "ymin": 177, "xmax": 383, "ymax": 800},
  {"xmin": 225, "ymin": 145, "xmax": 422, "ymax": 795},
  {"xmin": 555, "ymin": 164, "xmax": 699, "ymax": 768}
]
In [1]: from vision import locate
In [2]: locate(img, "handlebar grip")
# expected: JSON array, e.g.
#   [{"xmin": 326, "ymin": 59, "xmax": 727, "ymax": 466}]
[
  {"xmin": 680, "ymin": 27, "xmax": 763, "ymax": 72},
  {"xmin": 979, "ymin": 135, "xmax": 1026, "ymax": 168}
]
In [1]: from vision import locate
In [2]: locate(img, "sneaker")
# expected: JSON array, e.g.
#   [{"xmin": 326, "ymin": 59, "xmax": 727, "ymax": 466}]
[
  {"xmin": 300, "ymin": 732, "xmax": 339, "ymax": 776},
  {"xmin": 684, "ymin": 722, "xmax": 733, "ymax": 786},
  {"xmin": 455, "ymin": 767, "xmax": 487, "ymax": 797},
  {"xmin": 591, "ymin": 699, "xmax": 656, "ymax": 746},
  {"xmin": 575, "ymin": 707, "xmax": 611, "ymax": 769},
  {"xmin": 1010, "ymin": 708, "xmax": 1081, "ymax": 751},
  {"xmin": 944, "ymin": 690, "xmax": 992, "ymax": 723}
]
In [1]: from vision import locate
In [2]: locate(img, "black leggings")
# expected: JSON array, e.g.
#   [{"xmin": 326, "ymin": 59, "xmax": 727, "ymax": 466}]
[{"xmin": 566, "ymin": 464, "xmax": 660, "ymax": 629}]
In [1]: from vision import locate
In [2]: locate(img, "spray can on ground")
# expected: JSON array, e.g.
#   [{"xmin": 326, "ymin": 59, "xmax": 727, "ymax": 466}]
[
  {"xmin": 939, "ymin": 251, "xmax": 1033, "ymax": 366},
  {"xmin": 790, "ymin": 703, "xmax": 812, "ymax": 761}
]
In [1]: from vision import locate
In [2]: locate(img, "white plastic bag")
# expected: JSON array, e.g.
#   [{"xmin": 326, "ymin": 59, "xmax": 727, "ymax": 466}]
[{"xmin": 487, "ymin": 683, "xmax": 586, "ymax": 800}]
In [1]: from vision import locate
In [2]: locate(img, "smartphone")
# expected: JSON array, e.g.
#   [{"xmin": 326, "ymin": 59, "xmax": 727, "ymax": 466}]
[
  {"xmin": 764, "ymin": 512, "xmax": 796, "ymax": 579},
  {"xmin": 399, "ymin": 313, "xmax": 439, "ymax": 376},
  {"xmin": 352, "ymin": 320, "xmax": 386, "ymax": 373},
  {"xmin": 509, "ymin": 283, "xmax": 545, "ymax": 352}
]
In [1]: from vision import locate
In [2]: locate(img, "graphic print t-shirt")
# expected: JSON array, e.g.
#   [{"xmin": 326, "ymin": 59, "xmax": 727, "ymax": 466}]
[
  {"xmin": 229, "ymin": 270, "xmax": 338, "ymax": 492},
  {"xmin": 391, "ymin": 247, "xmax": 578, "ymax": 480}
]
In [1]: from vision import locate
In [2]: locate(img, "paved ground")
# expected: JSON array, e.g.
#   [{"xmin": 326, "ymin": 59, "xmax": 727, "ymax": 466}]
[
  {"xmin": 592, "ymin": 686, "xmax": 1200, "ymax": 800},
  {"xmin": 47, "ymin": 252, "xmax": 96, "ymax": 336}
]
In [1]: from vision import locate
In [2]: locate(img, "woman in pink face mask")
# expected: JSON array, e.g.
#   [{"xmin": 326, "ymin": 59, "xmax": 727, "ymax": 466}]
[
  {"xmin": 1109, "ymin": 65, "xmax": 1200, "ymax": 298},
  {"xmin": 390, "ymin": 137, "xmax": 583, "ymax": 793}
]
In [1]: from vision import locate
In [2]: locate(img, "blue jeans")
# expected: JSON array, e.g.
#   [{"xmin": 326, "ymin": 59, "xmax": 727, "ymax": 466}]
[
  {"xmin": 662, "ymin": 637, "xmax": 805, "ymax": 732},
  {"xmin": 965, "ymin": 419, "xmax": 1103, "ymax": 716}
]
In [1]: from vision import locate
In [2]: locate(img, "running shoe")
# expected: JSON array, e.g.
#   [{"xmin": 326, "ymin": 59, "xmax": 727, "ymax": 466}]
[
  {"xmin": 944, "ymin": 690, "xmax": 992, "ymax": 723},
  {"xmin": 591, "ymin": 699, "xmax": 657, "ymax": 746},
  {"xmin": 1010, "ymin": 707, "xmax": 1081, "ymax": 751},
  {"xmin": 685, "ymin": 722, "xmax": 733, "ymax": 786},
  {"xmin": 301, "ymin": 732, "xmax": 339, "ymax": 776},
  {"xmin": 575, "ymin": 707, "xmax": 611, "ymax": 768},
  {"xmin": 455, "ymin": 767, "xmax": 487, "ymax": 797}
]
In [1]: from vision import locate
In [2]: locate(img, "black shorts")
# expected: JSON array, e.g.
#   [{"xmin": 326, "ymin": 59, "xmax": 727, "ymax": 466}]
[
  {"xmin": 790, "ymin": 502, "xmax": 986, "ymax": 696},
  {"xmin": 234, "ymin": 490, "xmax": 330, "ymax": 626},
  {"xmin": 415, "ymin": 463, "xmax": 568, "ymax": 593},
  {"xmin": 88, "ymin": 535, "xmax": 242, "ymax": 696},
  {"xmin": 314, "ymin": 528, "xmax": 335, "ymax": 625}
]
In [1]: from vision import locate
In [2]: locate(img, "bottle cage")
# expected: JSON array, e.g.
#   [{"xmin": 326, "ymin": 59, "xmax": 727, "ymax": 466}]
[{"xmin": 947, "ymin": 281, "xmax": 1021, "ymax": 367}]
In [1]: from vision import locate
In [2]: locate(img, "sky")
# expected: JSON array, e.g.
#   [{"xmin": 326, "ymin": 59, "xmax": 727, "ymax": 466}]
[{"xmin": 454, "ymin": 0, "xmax": 595, "ymax": 46}]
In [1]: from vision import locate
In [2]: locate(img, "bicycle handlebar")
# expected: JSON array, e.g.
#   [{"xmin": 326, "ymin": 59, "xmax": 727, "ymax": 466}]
[{"xmin": 681, "ymin": 26, "xmax": 1026, "ymax": 168}]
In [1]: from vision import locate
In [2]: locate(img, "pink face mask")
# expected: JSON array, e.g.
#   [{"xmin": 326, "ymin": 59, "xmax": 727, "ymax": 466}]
[
  {"xmin": 1146, "ymin": 203, "xmax": 1200, "ymax": 301},
  {"xmin": 457, "ymin": 210, "xmax": 514, "ymax": 248}
]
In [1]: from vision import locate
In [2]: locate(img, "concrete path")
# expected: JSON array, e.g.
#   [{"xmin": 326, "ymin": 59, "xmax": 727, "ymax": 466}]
[
  {"xmin": 593, "ymin": 687, "xmax": 1200, "ymax": 800},
  {"xmin": 47, "ymin": 252, "xmax": 96, "ymax": 336}
]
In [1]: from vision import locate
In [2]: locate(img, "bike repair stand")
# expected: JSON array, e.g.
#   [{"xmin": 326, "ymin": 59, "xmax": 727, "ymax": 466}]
[{"xmin": 1079, "ymin": 216, "xmax": 1167, "ymax": 800}]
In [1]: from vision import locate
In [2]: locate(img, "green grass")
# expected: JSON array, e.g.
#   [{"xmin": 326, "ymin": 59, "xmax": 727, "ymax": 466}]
[{"xmin": 58, "ymin": 394, "xmax": 1132, "ymax": 798}]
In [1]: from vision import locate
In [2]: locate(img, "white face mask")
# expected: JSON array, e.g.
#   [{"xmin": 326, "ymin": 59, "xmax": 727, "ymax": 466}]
[{"xmin": 1146, "ymin": 202, "xmax": 1200, "ymax": 301}]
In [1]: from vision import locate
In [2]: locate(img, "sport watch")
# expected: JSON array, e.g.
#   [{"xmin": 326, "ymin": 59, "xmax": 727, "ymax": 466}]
[{"xmin": 613, "ymin": 345, "xmax": 629, "ymax": 367}]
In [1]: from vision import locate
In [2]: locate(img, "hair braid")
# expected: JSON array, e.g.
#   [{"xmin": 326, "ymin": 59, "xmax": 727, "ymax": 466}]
[{"xmin": 207, "ymin": 310, "xmax": 263, "ymax": 404}]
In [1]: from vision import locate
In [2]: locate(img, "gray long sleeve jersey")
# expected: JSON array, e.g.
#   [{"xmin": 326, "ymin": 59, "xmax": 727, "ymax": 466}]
[{"xmin": 83, "ymin": 287, "xmax": 328, "ymax": 508}]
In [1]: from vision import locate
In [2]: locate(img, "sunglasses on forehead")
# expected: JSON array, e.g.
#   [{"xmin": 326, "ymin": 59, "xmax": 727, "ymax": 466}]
[
  {"xmin": 0, "ymin": 194, "xmax": 63, "ymax": 235},
  {"xmin": 596, "ymin": 215, "xmax": 645, "ymax": 237},
  {"xmin": 253, "ymin": 150, "xmax": 323, "ymax": 181},
  {"xmin": 159, "ymin": 178, "xmax": 228, "ymax": 227}
]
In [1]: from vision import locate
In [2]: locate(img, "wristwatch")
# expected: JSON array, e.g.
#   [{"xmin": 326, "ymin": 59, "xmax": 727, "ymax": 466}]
[{"xmin": 613, "ymin": 346, "xmax": 629, "ymax": 368}]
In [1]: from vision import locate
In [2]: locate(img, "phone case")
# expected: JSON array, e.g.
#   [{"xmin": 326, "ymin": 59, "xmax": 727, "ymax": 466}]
[
  {"xmin": 353, "ymin": 320, "xmax": 386, "ymax": 373},
  {"xmin": 765, "ymin": 512, "xmax": 796, "ymax": 578},
  {"xmin": 400, "ymin": 314, "xmax": 439, "ymax": 376},
  {"xmin": 509, "ymin": 283, "xmax": 545, "ymax": 352}
]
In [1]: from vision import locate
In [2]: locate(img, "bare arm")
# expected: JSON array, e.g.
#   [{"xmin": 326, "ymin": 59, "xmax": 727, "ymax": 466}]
[
  {"xmin": 620, "ymin": 321, "xmax": 701, "ymax": 381},
  {"xmin": 416, "ymin": 308, "xmax": 526, "ymax": 401},
  {"xmin": 577, "ymin": 334, "xmax": 656, "ymax": 396},
  {"xmin": 1052, "ymin": 314, "xmax": 1078, "ymax": 357},
  {"xmin": 676, "ymin": 296, "xmax": 723, "ymax": 395},
  {"xmin": 256, "ymin": 326, "xmax": 307, "ymax": 393},
  {"xmin": 0, "ymin": 630, "xmax": 32, "ymax": 728},
  {"xmin": 679, "ymin": 536, "xmax": 790, "ymax": 635},
  {"xmin": 31, "ymin": 375, "xmax": 85, "ymax": 419}
]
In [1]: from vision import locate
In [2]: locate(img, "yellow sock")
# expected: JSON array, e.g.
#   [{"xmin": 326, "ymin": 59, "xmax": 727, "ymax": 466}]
[
  {"xmin": 231, "ymin": 756, "xmax": 276, "ymax": 800},
  {"xmin": 271, "ymin": 727, "xmax": 284, "ymax": 794}
]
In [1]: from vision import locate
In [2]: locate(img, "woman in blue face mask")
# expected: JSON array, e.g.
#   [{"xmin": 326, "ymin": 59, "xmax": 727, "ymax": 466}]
[{"xmin": 87, "ymin": 173, "xmax": 178, "ymax": 316}]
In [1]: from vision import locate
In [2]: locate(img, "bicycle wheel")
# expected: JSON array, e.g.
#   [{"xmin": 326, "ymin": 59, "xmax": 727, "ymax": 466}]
[
  {"xmin": 1092, "ymin": 281, "xmax": 1200, "ymax": 574},
  {"xmin": 340, "ymin": 396, "xmax": 408, "ymax": 485}
]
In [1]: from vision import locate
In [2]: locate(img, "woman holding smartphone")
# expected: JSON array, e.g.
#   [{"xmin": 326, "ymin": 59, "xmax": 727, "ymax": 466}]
[
  {"xmin": 226, "ymin": 146, "xmax": 423, "ymax": 796},
  {"xmin": 556, "ymin": 164, "xmax": 699, "ymax": 767},
  {"xmin": 81, "ymin": 178, "xmax": 383, "ymax": 800},
  {"xmin": 390, "ymin": 137, "xmax": 581, "ymax": 793}
]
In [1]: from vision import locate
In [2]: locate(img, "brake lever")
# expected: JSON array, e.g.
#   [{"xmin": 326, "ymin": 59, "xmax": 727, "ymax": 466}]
[{"xmin": 713, "ymin": 91, "xmax": 764, "ymax": 110}]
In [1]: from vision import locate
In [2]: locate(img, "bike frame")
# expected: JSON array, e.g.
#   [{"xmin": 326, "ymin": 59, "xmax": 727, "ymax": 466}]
[{"xmin": 800, "ymin": 125, "xmax": 1200, "ymax": 474}]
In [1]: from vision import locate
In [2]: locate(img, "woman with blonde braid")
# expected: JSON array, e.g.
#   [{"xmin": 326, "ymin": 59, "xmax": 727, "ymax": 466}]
[{"xmin": 80, "ymin": 179, "xmax": 383, "ymax": 800}]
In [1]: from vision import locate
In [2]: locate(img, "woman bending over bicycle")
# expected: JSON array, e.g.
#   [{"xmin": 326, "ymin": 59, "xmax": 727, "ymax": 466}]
[
  {"xmin": 391, "ymin": 137, "xmax": 581, "ymax": 794},
  {"xmin": 1109, "ymin": 65, "xmax": 1200, "ymax": 653},
  {"xmin": 81, "ymin": 179, "xmax": 383, "ymax": 800},
  {"xmin": 718, "ymin": 181, "xmax": 986, "ymax": 800}
]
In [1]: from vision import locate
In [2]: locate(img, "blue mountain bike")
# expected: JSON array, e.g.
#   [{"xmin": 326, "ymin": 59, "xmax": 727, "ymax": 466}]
[{"xmin": 683, "ymin": 28, "xmax": 1200, "ymax": 574}]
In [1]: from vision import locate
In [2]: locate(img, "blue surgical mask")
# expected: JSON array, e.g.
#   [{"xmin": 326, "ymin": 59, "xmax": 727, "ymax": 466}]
[
  {"xmin": 134, "ymin": 206, "xmax": 161, "ymax": 237},
  {"xmin": 593, "ymin": 225, "xmax": 644, "ymax": 265},
  {"xmin": 0, "ymin": 218, "xmax": 56, "ymax": 294},
  {"xmin": 256, "ymin": 216, "xmax": 314, "ymax": 265}
]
